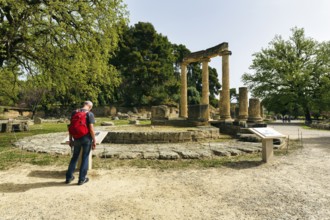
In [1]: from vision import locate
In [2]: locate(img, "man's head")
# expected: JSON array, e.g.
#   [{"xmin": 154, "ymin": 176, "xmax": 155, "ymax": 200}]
[{"xmin": 83, "ymin": 101, "xmax": 93, "ymax": 110}]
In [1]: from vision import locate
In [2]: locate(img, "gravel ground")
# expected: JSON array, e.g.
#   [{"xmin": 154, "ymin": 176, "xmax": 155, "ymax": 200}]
[{"xmin": 0, "ymin": 123, "xmax": 330, "ymax": 220}]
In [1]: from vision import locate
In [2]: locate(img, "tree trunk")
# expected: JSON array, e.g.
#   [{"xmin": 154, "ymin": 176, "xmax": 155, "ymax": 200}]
[{"xmin": 304, "ymin": 107, "xmax": 312, "ymax": 123}]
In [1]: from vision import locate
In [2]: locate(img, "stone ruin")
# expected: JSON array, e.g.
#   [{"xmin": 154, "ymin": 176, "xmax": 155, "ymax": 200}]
[
  {"xmin": 148, "ymin": 42, "xmax": 270, "ymax": 141},
  {"xmin": 0, "ymin": 119, "xmax": 29, "ymax": 132}
]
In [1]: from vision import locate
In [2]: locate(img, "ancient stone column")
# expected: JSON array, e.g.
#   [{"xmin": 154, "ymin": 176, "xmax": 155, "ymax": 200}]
[
  {"xmin": 247, "ymin": 98, "xmax": 262, "ymax": 122},
  {"xmin": 218, "ymin": 90, "xmax": 222, "ymax": 115},
  {"xmin": 201, "ymin": 58, "xmax": 210, "ymax": 120},
  {"xmin": 220, "ymin": 50, "xmax": 232, "ymax": 121},
  {"xmin": 180, "ymin": 63, "xmax": 188, "ymax": 118},
  {"xmin": 238, "ymin": 87, "xmax": 248, "ymax": 120},
  {"xmin": 201, "ymin": 58, "xmax": 210, "ymax": 105},
  {"xmin": 260, "ymin": 103, "xmax": 264, "ymax": 119}
]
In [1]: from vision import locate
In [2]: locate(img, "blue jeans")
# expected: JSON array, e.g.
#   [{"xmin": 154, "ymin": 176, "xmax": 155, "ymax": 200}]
[{"xmin": 66, "ymin": 135, "xmax": 91, "ymax": 182}]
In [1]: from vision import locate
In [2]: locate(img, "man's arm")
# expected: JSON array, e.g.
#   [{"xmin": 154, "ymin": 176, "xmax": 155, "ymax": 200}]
[
  {"xmin": 69, "ymin": 134, "xmax": 74, "ymax": 147},
  {"xmin": 89, "ymin": 123, "xmax": 97, "ymax": 150}
]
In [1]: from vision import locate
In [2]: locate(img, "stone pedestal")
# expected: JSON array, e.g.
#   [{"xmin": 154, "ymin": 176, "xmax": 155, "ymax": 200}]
[
  {"xmin": 180, "ymin": 63, "xmax": 188, "ymax": 118},
  {"xmin": 262, "ymin": 139, "xmax": 273, "ymax": 162},
  {"xmin": 220, "ymin": 51, "xmax": 232, "ymax": 121},
  {"xmin": 247, "ymin": 98, "xmax": 262, "ymax": 123},
  {"xmin": 238, "ymin": 87, "xmax": 248, "ymax": 121},
  {"xmin": 188, "ymin": 104, "xmax": 209, "ymax": 122}
]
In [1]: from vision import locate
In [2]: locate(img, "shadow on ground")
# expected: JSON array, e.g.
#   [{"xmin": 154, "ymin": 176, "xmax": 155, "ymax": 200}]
[
  {"xmin": 303, "ymin": 137, "xmax": 330, "ymax": 153},
  {"xmin": 222, "ymin": 160, "xmax": 264, "ymax": 170},
  {"xmin": 0, "ymin": 170, "xmax": 71, "ymax": 193},
  {"xmin": 28, "ymin": 170, "xmax": 67, "ymax": 179},
  {"xmin": 0, "ymin": 181, "xmax": 70, "ymax": 193}
]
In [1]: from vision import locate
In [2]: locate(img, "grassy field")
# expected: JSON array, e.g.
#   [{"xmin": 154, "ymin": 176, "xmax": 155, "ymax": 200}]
[{"xmin": 0, "ymin": 118, "xmax": 300, "ymax": 170}]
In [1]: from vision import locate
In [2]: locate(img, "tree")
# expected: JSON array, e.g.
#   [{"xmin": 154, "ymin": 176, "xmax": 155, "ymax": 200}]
[
  {"xmin": 242, "ymin": 27, "xmax": 330, "ymax": 121},
  {"xmin": 0, "ymin": 65, "xmax": 19, "ymax": 105},
  {"xmin": 111, "ymin": 22, "xmax": 178, "ymax": 106},
  {"xmin": 1, "ymin": 0, "xmax": 128, "ymax": 108},
  {"xmin": 186, "ymin": 62, "xmax": 221, "ymax": 106}
]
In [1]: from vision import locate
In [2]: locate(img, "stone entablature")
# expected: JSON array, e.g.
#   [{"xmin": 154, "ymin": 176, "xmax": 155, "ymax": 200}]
[{"xmin": 182, "ymin": 43, "xmax": 229, "ymax": 63}]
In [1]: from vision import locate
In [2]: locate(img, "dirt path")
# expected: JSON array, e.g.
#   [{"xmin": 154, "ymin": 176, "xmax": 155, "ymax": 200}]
[{"xmin": 1, "ymin": 124, "xmax": 330, "ymax": 220}]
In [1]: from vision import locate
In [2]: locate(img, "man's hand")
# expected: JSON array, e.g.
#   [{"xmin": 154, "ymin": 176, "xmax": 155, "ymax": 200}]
[
  {"xmin": 69, "ymin": 140, "xmax": 74, "ymax": 147},
  {"xmin": 89, "ymin": 123, "xmax": 97, "ymax": 150}
]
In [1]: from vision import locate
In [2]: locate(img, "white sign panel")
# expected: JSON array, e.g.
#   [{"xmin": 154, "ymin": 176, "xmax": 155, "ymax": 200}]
[{"xmin": 249, "ymin": 127, "xmax": 285, "ymax": 139}]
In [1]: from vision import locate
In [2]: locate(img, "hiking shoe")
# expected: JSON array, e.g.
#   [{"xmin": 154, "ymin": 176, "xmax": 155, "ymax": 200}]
[
  {"xmin": 65, "ymin": 176, "xmax": 75, "ymax": 184},
  {"xmin": 78, "ymin": 177, "xmax": 89, "ymax": 185}
]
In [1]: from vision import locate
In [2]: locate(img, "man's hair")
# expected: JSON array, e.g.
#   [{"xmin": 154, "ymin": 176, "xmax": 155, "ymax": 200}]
[{"xmin": 84, "ymin": 101, "xmax": 93, "ymax": 109}]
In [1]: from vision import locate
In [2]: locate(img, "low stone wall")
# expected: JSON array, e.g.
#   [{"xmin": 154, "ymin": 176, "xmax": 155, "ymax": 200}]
[{"xmin": 103, "ymin": 126, "xmax": 219, "ymax": 144}]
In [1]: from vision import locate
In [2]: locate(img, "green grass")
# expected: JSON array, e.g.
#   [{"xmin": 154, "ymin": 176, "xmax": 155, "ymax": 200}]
[{"xmin": 0, "ymin": 123, "xmax": 70, "ymax": 170}]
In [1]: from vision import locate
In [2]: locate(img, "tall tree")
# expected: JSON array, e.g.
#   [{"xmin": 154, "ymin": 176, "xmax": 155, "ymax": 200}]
[
  {"xmin": 111, "ymin": 22, "xmax": 178, "ymax": 106},
  {"xmin": 0, "ymin": 0, "xmax": 128, "ymax": 107},
  {"xmin": 242, "ymin": 27, "xmax": 330, "ymax": 121}
]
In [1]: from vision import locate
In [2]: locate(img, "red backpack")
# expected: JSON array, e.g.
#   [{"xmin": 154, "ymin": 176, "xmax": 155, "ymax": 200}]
[{"xmin": 68, "ymin": 110, "xmax": 89, "ymax": 139}]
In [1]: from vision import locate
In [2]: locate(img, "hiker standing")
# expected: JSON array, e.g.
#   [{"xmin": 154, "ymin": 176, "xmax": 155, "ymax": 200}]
[{"xmin": 65, "ymin": 101, "xmax": 96, "ymax": 185}]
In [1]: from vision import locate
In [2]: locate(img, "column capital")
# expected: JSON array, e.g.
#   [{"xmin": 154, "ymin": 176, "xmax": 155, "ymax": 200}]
[
  {"xmin": 180, "ymin": 62, "xmax": 189, "ymax": 66},
  {"xmin": 219, "ymin": 50, "xmax": 232, "ymax": 56},
  {"xmin": 200, "ymin": 57, "xmax": 211, "ymax": 63}
]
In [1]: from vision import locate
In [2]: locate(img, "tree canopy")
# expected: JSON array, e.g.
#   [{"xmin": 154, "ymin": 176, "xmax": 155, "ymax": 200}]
[
  {"xmin": 0, "ymin": 0, "xmax": 128, "ymax": 107},
  {"xmin": 111, "ymin": 22, "xmax": 180, "ymax": 106},
  {"xmin": 1, "ymin": 2, "xmax": 224, "ymax": 113},
  {"xmin": 242, "ymin": 27, "xmax": 330, "ymax": 120}
]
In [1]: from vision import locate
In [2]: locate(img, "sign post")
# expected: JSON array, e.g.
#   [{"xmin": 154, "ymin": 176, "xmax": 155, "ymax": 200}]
[{"xmin": 249, "ymin": 127, "xmax": 286, "ymax": 162}]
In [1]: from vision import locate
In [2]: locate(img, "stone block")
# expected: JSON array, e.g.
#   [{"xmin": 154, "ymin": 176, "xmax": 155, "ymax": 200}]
[
  {"xmin": 151, "ymin": 105, "xmax": 170, "ymax": 120},
  {"xmin": 211, "ymin": 147, "xmax": 231, "ymax": 156},
  {"xmin": 34, "ymin": 117, "xmax": 42, "ymax": 124},
  {"xmin": 195, "ymin": 149, "xmax": 213, "ymax": 158},
  {"xmin": 100, "ymin": 150, "xmax": 120, "ymax": 158},
  {"xmin": 159, "ymin": 151, "xmax": 180, "ymax": 160},
  {"xmin": 176, "ymin": 150, "xmax": 200, "ymax": 159},
  {"xmin": 101, "ymin": 121, "xmax": 115, "ymax": 126},
  {"xmin": 235, "ymin": 146, "xmax": 260, "ymax": 153},
  {"xmin": 143, "ymin": 152, "xmax": 159, "ymax": 159},
  {"xmin": 119, "ymin": 152, "xmax": 142, "ymax": 159},
  {"xmin": 226, "ymin": 148, "xmax": 244, "ymax": 156}
]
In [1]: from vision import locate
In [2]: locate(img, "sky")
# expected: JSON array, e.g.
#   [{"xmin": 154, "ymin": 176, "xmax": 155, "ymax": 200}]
[{"xmin": 123, "ymin": 0, "xmax": 330, "ymax": 91}]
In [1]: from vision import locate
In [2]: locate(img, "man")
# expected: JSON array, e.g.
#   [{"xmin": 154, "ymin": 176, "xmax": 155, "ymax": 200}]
[{"xmin": 65, "ymin": 101, "xmax": 96, "ymax": 185}]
